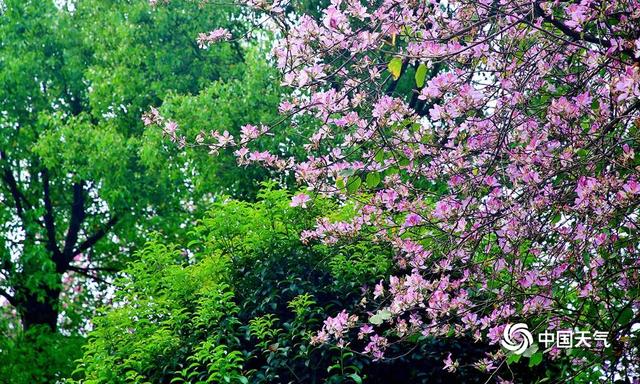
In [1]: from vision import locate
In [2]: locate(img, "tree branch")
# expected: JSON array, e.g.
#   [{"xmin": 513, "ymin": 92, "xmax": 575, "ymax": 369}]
[
  {"xmin": 62, "ymin": 182, "xmax": 86, "ymax": 260},
  {"xmin": 533, "ymin": 3, "xmax": 609, "ymax": 47},
  {"xmin": 69, "ymin": 265, "xmax": 119, "ymax": 273},
  {"xmin": 532, "ymin": 1, "xmax": 638, "ymax": 62},
  {"xmin": 42, "ymin": 170, "xmax": 62, "ymax": 260},
  {"xmin": 0, "ymin": 150, "xmax": 29, "ymax": 220},
  {"xmin": 67, "ymin": 266, "xmax": 111, "ymax": 285},
  {"xmin": 73, "ymin": 216, "xmax": 119, "ymax": 257}
]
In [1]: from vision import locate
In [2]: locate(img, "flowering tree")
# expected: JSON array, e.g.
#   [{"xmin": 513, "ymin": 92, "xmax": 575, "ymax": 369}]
[{"xmin": 151, "ymin": 0, "xmax": 640, "ymax": 381}]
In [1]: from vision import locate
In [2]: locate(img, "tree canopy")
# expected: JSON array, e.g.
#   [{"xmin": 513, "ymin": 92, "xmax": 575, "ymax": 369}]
[{"xmin": 0, "ymin": 0, "xmax": 281, "ymax": 381}]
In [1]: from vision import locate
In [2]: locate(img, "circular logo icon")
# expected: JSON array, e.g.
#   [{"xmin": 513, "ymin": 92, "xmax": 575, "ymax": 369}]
[{"xmin": 500, "ymin": 323, "xmax": 534, "ymax": 355}]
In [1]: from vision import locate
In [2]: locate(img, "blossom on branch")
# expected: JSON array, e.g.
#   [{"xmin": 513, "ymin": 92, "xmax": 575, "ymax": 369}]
[{"xmin": 196, "ymin": 28, "xmax": 232, "ymax": 48}]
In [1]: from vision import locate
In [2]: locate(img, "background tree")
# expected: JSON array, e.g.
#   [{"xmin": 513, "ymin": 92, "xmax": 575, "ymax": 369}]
[{"xmin": 0, "ymin": 0, "xmax": 282, "ymax": 381}]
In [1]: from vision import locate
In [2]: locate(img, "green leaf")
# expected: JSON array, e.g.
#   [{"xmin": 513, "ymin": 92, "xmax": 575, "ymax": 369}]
[
  {"xmin": 366, "ymin": 172, "xmax": 381, "ymax": 188},
  {"xmin": 617, "ymin": 307, "xmax": 634, "ymax": 326},
  {"xmin": 388, "ymin": 58, "xmax": 403, "ymax": 80},
  {"xmin": 374, "ymin": 150, "xmax": 385, "ymax": 163},
  {"xmin": 348, "ymin": 374, "xmax": 363, "ymax": 384},
  {"xmin": 386, "ymin": 167, "xmax": 400, "ymax": 176},
  {"xmin": 528, "ymin": 351, "xmax": 543, "ymax": 367},
  {"xmin": 347, "ymin": 176, "xmax": 362, "ymax": 194},
  {"xmin": 506, "ymin": 353, "xmax": 522, "ymax": 364},
  {"xmin": 338, "ymin": 168, "xmax": 356, "ymax": 178},
  {"xmin": 369, "ymin": 309, "xmax": 392, "ymax": 325},
  {"xmin": 415, "ymin": 63, "xmax": 427, "ymax": 88},
  {"xmin": 522, "ymin": 344, "xmax": 538, "ymax": 357}
]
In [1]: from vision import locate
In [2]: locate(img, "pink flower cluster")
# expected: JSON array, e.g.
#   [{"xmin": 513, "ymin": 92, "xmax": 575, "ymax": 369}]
[
  {"xmin": 237, "ymin": 0, "xmax": 640, "ymax": 375},
  {"xmin": 196, "ymin": 28, "xmax": 232, "ymax": 49},
  {"xmin": 154, "ymin": 0, "xmax": 640, "ymax": 378}
]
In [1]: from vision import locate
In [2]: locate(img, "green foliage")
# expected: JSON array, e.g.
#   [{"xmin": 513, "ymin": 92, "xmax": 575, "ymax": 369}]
[
  {"xmin": 154, "ymin": 50, "xmax": 285, "ymax": 199},
  {"xmin": 287, "ymin": 293, "xmax": 316, "ymax": 317},
  {"xmin": 70, "ymin": 183, "xmax": 505, "ymax": 383},
  {"xmin": 387, "ymin": 57, "xmax": 403, "ymax": 80},
  {"xmin": 0, "ymin": 326, "xmax": 84, "ymax": 384},
  {"xmin": 69, "ymin": 241, "xmax": 242, "ymax": 383},
  {"xmin": 328, "ymin": 244, "xmax": 392, "ymax": 289},
  {"xmin": 248, "ymin": 314, "xmax": 282, "ymax": 350},
  {"xmin": 414, "ymin": 63, "xmax": 427, "ymax": 88},
  {"xmin": 69, "ymin": 184, "xmax": 392, "ymax": 383}
]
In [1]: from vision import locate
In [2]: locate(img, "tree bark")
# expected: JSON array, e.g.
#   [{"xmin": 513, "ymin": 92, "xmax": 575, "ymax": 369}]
[{"xmin": 20, "ymin": 285, "xmax": 61, "ymax": 331}]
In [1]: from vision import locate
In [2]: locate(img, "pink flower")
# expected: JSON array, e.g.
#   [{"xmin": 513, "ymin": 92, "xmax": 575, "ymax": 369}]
[
  {"xmin": 593, "ymin": 233, "xmax": 607, "ymax": 246},
  {"xmin": 161, "ymin": 0, "xmax": 640, "ymax": 367},
  {"xmin": 574, "ymin": 92, "xmax": 592, "ymax": 109},
  {"xmin": 443, "ymin": 353, "xmax": 458, "ymax": 372},
  {"xmin": 240, "ymin": 124, "xmax": 260, "ymax": 141},
  {"xmin": 578, "ymin": 283, "xmax": 593, "ymax": 298},
  {"xmin": 358, "ymin": 324, "xmax": 374, "ymax": 339},
  {"xmin": 429, "ymin": 104, "xmax": 444, "ymax": 121},
  {"xmin": 142, "ymin": 107, "xmax": 162, "ymax": 126},
  {"xmin": 364, "ymin": 334, "xmax": 388, "ymax": 361},
  {"xmin": 212, "ymin": 130, "xmax": 235, "ymax": 146},
  {"xmin": 323, "ymin": 6, "xmax": 347, "ymax": 30},
  {"xmin": 279, "ymin": 100, "xmax": 295, "ymax": 112},
  {"xmin": 487, "ymin": 325, "xmax": 505, "ymax": 344},
  {"xmin": 373, "ymin": 281, "xmax": 384, "ymax": 299},
  {"xmin": 403, "ymin": 213, "xmax": 422, "ymax": 228},
  {"xmin": 623, "ymin": 179, "xmax": 640, "ymax": 195},
  {"xmin": 290, "ymin": 193, "xmax": 311, "ymax": 208},
  {"xmin": 310, "ymin": 330, "xmax": 329, "ymax": 345},
  {"xmin": 163, "ymin": 121, "xmax": 178, "ymax": 138}
]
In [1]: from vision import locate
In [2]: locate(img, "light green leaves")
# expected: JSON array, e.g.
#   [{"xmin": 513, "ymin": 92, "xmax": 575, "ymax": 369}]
[
  {"xmin": 374, "ymin": 150, "xmax": 385, "ymax": 163},
  {"xmin": 347, "ymin": 175, "xmax": 362, "ymax": 194},
  {"xmin": 388, "ymin": 57, "xmax": 403, "ymax": 80},
  {"xmin": 415, "ymin": 63, "xmax": 427, "ymax": 88},
  {"xmin": 369, "ymin": 309, "xmax": 392, "ymax": 325},
  {"xmin": 528, "ymin": 351, "xmax": 543, "ymax": 367},
  {"xmin": 506, "ymin": 353, "xmax": 521, "ymax": 364},
  {"xmin": 522, "ymin": 343, "xmax": 539, "ymax": 357}
]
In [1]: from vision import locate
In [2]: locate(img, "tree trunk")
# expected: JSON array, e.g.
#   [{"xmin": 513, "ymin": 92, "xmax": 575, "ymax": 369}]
[{"xmin": 20, "ymin": 286, "xmax": 61, "ymax": 331}]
